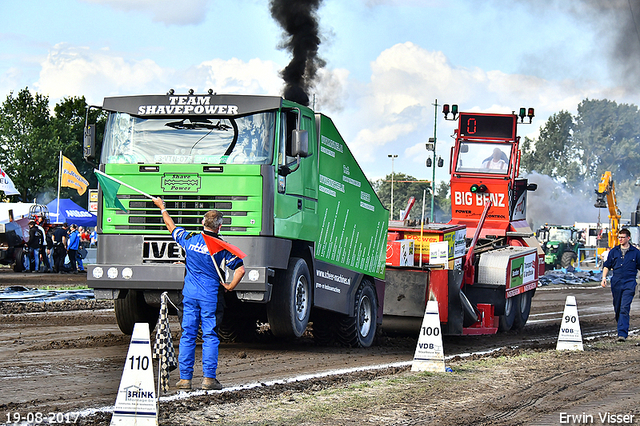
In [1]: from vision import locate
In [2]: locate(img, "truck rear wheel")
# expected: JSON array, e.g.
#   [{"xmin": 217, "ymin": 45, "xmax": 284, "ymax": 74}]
[
  {"xmin": 512, "ymin": 292, "xmax": 533, "ymax": 330},
  {"xmin": 267, "ymin": 257, "xmax": 311, "ymax": 338},
  {"xmin": 218, "ymin": 293, "xmax": 262, "ymax": 342},
  {"xmin": 337, "ymin": 280, "xmax": 378, "ymax": 348},
  {"xmin": 218, "ymin": 316, "xmax": 260, "ymax": 342},
  {"xmin": 561, "ymin": 251, "xmax": 577, "ymax": 268},
  {"xmin": 312, "ymin": 310, "xmax": 337, "ymax": 346},
  {"xmin": 498, "ymin": 295, "xmax": 516, "ymax": 332},
  {"xmin": 114, "ymin": 290, "xmax": 159, "ymax": 335}
]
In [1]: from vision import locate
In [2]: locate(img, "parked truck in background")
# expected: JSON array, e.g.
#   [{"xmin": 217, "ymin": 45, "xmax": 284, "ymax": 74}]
[{"xmin": 84, "ymin": 92, "xmax": 388, "ymax": 347}]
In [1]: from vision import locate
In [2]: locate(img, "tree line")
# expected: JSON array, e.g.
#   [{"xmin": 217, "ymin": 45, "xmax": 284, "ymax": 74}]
[
  {"xmin": 371, "ymin": 173, "xmax": 451, "ymax": 223},
  {"xmin": 0, "ymin": 88, "xmax": 106, "ymax": 207}
]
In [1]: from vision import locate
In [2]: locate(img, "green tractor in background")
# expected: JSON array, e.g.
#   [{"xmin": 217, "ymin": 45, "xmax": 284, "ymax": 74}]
[{"xmin": 536, "ymin": 225, "xmax": 585, "ymax": 271}]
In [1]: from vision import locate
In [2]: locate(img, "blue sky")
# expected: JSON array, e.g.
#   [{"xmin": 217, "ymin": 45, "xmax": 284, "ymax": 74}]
[{"xmin": 0, "ymin": 0, "xmax": 635, "ymax": 186}]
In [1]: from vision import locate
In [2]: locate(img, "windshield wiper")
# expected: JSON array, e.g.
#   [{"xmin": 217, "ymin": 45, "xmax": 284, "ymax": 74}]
[{"xmin": 166, "ymin": 118, "xmax": 232, "ymax": 131}]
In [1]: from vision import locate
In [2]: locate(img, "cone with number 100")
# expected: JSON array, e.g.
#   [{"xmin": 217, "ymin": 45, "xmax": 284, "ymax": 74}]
[{"xmin": 411, "ymin": 300, "xmax": 446, "ymax": 372}]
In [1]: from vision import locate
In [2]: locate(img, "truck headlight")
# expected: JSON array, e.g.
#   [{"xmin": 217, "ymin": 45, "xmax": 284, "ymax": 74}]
[
  {"xmin": 92, "ymin": 267, "xmax": 104, "ymax": 279},
  {"xmin": 107, "ymin": 267, "xmax": 118, "ymax": 279},
  {"xmin": 122, "ymin": 268, "xmax": 133, "ymax": 279},
  {"xmin": 248, "ymin": 269, "xmax": 260, "ymax": 281}
]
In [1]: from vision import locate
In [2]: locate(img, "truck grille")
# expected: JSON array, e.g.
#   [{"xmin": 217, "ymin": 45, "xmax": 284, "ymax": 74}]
[{"xmin": 113, "ymin": 194, "xmax": 251, "ymax": 233}]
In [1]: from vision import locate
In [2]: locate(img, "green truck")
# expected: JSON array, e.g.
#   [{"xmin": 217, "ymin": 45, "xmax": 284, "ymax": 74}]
[{"xmin": 84, "ymin": 92, "xmax": 388, "ymax": 347}]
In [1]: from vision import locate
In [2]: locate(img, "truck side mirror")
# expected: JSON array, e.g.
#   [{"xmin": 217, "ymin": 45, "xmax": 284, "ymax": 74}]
[
  {"xmin": 291, "ymin": 130, "xmax": 309, "ymax": 158},
  {"xmin": 84, "ymin": 123, "xmax": 96, "ymax": 159}
]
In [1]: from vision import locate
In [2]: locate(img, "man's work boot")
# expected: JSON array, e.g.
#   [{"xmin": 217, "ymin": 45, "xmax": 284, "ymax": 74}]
[
  {"xmin": 175, "ymin": 379, "xmax": 192, "ymax": 390},
  {"xmin": 202, "ymin": 377, "xmax": 222, "ymax": 390}
]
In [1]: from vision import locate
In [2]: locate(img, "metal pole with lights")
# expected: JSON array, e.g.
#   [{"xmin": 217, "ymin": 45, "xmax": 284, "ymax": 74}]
[
  {"xmin": 430, "ymin": 99, "xmax": 438, "ymax": 223},
  {"xmin": 426, "ymin": 100, "xmax": 447, "ymax": 223},
  {"xmin": 388, "ymin": 154, "xmax": 398, "ymax": 220}
]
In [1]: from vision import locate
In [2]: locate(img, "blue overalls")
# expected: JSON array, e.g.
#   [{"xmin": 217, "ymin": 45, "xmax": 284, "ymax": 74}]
[
  {"xmin": 603, "ymin": 244, "xmax": 640, "ymax": 338},
  {"xmin": 172, "ymin": 227, "xmax": 243, "ymax": 380}
]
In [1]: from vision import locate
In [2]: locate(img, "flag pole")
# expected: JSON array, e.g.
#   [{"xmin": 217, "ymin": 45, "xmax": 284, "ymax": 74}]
[
  {"xmin": 94, "ymin": 169, "xmax": 154, "ymax": 199},
  {"xmin": 420, "ymin": 189, "xmax": 426, "ymax": 268},
  {"xmin": 56, "ymin": 151, "xmax": 62, "ymax": 222}
]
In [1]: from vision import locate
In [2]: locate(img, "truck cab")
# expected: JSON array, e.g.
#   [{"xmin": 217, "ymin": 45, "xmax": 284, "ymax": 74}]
[{"xmin": 85, "ymin": 92, "xmax": 387, "ymax": 347}]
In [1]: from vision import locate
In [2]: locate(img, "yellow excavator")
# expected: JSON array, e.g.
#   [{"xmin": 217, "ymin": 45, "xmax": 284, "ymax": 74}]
[{"xmin": 594, "ymin": 171, "xmax": 621, "ymax": 252}]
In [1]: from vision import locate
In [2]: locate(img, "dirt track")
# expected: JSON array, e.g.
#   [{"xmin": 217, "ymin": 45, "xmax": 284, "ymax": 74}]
[{"xmin": 1, "ymin": 268, "xmax": 640, "ymax": 425}]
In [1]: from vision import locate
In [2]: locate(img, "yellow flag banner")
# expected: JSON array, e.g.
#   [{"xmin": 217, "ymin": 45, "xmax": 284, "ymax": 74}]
[{"xmin": 61, "ymin": 156, "xmax": 89, "ymax": 195}]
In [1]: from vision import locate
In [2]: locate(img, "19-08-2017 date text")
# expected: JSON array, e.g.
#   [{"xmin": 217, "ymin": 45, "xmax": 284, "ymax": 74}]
[{"xmin": 5, "ymin": 412, "xmax": 79, "ymax": 424}]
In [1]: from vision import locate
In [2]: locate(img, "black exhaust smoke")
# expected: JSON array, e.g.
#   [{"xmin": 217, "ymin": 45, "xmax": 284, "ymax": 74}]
[{"xmin": 270, "ymin": 0, "xmax": 325, "ymax": 106}]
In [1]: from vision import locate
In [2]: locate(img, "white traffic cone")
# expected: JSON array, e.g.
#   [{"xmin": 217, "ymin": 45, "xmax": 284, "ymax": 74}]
[
  {"xmin": 556, "ymin": 295, "xmax": 584, "ymax": 351},
  {"xmin": 111, "ymin": 323, "xmax": 158, "ymax": 426},
  {"xmin": 411, "ymin": 300, "xmax": 446, "ymax": 372}
]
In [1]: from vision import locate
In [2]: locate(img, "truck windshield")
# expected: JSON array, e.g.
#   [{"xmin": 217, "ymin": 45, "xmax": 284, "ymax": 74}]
[
  {"xmin": 548, "ymin": 229, "xmax": 572, "ymax": 243},
  {"xmin": 101, "ymin": 111, "xmax": 275, "ymax": 165},
  {"xmin": 456, "ymin": 142, "xmax": 511, "ymax": 174}
]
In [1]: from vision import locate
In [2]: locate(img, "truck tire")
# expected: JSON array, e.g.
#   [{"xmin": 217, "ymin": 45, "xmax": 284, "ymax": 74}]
[
  {"xmin": 512, "ymin": 292, "xmax": 533, "ymax": 330},
  {"xmin": 114, "ymin": 290, "xmax": 159, "ymax": 335},
  {"xmin": 267, "ymin": 257, "xmax": 312, "ymax": 338},
  {"xmin": 218, "ymin": 292, "xmax": 261, "ymax": 342},
  {"xmin": 13, "ymin": 247, "xmax": 25, "ymax": 272},
  {"xmin": 312, "ymin": 310, "xmax": 337, "ymax": 346},
  {"xmin": 561, "ymin": 251, "xmax": 577, "ymax": 268},
  {"xmin": 498, "ymin": 295, "xmax": 516, "ymax": 332},
  {"xmin": 337, "ymin": 280, "xmax": 378, "ymax": 348},
  {"xmin": 218, "ymin": 316, "xmax": 259, "ymax": 343}
]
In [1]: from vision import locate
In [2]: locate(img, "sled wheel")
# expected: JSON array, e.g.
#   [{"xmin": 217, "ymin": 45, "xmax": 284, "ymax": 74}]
[{"xmin": 498, "ymin": 295, "xmax": 517, "ymax": 332}]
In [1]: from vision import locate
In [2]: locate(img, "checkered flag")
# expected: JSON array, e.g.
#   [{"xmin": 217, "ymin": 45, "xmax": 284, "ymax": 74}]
[{"xmin": 153, "ymin": 292, "xmax": 178, "ymax": 394}]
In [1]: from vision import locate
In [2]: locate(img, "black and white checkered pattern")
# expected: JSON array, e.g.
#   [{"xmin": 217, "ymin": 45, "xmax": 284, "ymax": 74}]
[{"xmin": 153, "ymin": 292, "xmax": 178, "ymax": 394}]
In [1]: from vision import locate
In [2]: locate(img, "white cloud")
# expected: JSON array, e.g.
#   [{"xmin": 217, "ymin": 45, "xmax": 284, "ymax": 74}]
[
  {"xmin": 339, "ymin": 41, "xmax": 613, "ymax": 181},
  {"xmin": 35, "ymin": 44, "xmax": 168, "ymax": 104},
  {"xmin": 405, "ymin": 142, "xmax": 428, "ymax": 164},
  {"xmin": 186, "ymin": 58, "xmax": 282, "ymax": 96},
  {"xmin": 0, "ymin": 67, "xmax": 24, "ymax": 96},
  {"xmin": 81, "ymin": 0, "xmax": 211, "ymax": 25},
  {"xmin": 34, "ymin": 43, "xmax": 282, "ymax": 106}
]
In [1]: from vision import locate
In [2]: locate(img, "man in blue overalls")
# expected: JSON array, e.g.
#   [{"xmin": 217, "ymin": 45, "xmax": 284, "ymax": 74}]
[
  {"xmin": 601, "ymin": 228, "xmax": 640, "ymax": 342},
  {"xmin": 154, "ymin": 197, "xmax": 245, "ymax": 390}
]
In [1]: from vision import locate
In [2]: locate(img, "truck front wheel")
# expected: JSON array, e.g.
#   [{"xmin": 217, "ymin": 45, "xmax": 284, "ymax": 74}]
[
  {"xmin": 337, "ymin": 280, "xmax": 378, "ymax": 348},
  {"xmin": 114, "ymin": 290, "xmax": 159, "ymax": 335},
  {"xmin": 267, "ymin": 257, "xmax": 312, "ymax": 338}
]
